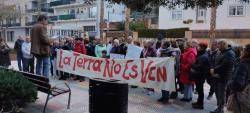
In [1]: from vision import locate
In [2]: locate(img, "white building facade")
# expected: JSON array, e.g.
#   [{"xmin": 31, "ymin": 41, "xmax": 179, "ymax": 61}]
[{"xmin": 159, "ymin": 0, "xmax": 250, "ymax": 30}]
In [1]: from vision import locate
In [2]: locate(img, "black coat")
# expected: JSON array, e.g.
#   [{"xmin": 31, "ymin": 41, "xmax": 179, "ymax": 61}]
[
  {"xmin": 229, "ymin": 59, "xmax": 250, "ymax": 92},
  {"xmin": 191, "ymin": 50, "xmax": 210, "ymax": 81},
  {"xmin": 14, "ymin": 39, "xmax": 24, "ymax": 56},
  {"xmin": 214, "ymin": 48, "xmax": 236, "ymax": 83},
  {"xmin": 0, "ymin": 45, "xmax": 11, "ymax": 67}
]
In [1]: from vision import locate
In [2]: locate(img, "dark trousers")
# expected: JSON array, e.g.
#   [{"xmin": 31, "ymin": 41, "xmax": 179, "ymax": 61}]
[
  {"xmin": 196, "ymin": 80, "xmax": 205, "ymax": 105},
  {"xmin": 17, "ymin": 54, "xmax": 23, "ymax": 71},
  {"xmin": 23, "ymin": 58, "xmax": 34, "ymax": 74},
  {"xmin": 207, "ymin": 77, "xmax": 215, "ymax": 96},
  {"xmin": 161, "ymin": 90, "xmax": 169, "ymax": 100},
  {"xmin": 215, "ymin": 82, "xmax": 227, "ymax": 112}
]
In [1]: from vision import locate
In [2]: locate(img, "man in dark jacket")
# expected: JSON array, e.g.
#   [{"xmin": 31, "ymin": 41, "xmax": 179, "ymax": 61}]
[
  {"xmin": 207, "ymin": 41, "xmax": 222, "ymax": 100},
  {"xmin": 192, "ymin": 42, "xmax": 210, "ymax": 109},
  {"xmin": 210, "ymin": 40, "xmax": 236, "ymax": 113},
  {"xmin": 31, "ymin": 15, "xmax": 51, "ymax": 77},
  {"xmin": 14, "ymin": 36, "xmax": 24, "ymax": 71}
]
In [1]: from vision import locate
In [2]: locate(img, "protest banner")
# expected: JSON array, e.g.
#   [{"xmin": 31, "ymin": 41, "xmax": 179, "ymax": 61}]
[
  {"xmin": 125, "ymin": 44, "xmax": 143, "ymax": 59},
  {"xmin": 110, "ymin": 53, "xmax": 125, "ymax": 59},
  {"xmin": 57, "ymin": 50, "xmax": 176, "ymax": 91}
]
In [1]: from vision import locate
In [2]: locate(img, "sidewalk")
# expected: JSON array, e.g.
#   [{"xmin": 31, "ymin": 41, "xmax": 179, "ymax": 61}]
[{"xmin": 11, "ymin": 61, "xmax": 217, "ymax": 113}]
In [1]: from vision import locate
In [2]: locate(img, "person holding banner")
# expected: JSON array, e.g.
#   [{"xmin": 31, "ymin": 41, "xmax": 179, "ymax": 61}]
[
  {"xmin": 142, "ymin": 40, "xmax": 157, "ymax": 95},
  {"xmin": 73, "ymin": 38, "xmax": 87, "ymax": 81},
  {"xmin": 179, "ymin": 40, "xmax": 197, "ymax": 102},
  {"xmin": 95, "ymin": 39, "xmax": 107, "ymax": 58},
  {"xmin": 157, "ymin": 41, "xmax": 177, "ymax": 104}
]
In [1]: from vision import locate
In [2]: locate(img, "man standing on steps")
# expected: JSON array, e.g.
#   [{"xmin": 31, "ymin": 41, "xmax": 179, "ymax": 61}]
[{"xmin": 31, "ymin": 15, "xmax": 51, "ymax": 77}]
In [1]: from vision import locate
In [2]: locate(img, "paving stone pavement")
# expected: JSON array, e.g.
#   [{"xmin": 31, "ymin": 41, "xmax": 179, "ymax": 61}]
[{"xmin": 10, "ymin": 61, "xmax": 218, "ymax": 113}]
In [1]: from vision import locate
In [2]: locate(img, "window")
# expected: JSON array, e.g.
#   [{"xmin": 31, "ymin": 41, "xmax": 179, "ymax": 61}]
[
  {"xmin": 84, "ymin": 26, "xmax": 95, "ymax": 31},
  {"xmin": 229, "ymin": 5, "xmax": 245, "ymax": 16},
  {"xmin": 172, "ymin": 11, "xmax": 182, "ymax": 20},
  {"xmin": 7, "ymin": 31, "xmax": 14, "ymax": 42},
  {"xmin": 90, "ymin": 7, "xmax": 97, "ymax": 18},
  {"xmin": 198, "ymin": 9, "xmax": 206, "ymax": 17}
]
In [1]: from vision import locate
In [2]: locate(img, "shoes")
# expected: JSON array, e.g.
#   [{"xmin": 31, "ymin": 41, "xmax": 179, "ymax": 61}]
[
  {"xmin": 158, "ymin": 98, "xmax": 164, "ymax": 102},
  {"xmin": 157, "ymin": 98, "xmax": 169, "ymax": 104},
  {"xmin": 207, "ymin": 94, "xmax": 213, "ymax": 100},
  {"xmin": 180, "ymin": 98, "xmax": 192, "ymax": 102},
  {"xmin": 170, "ymin": 92, "xmax": 178, "ymax": 99},
  {"xmin": 210, "ymin": 109, "xmax": 223, "ymax": 113},
  {"xmin": 192, "ymin": 102, "xmax": 204, "ymax": 109},
  {"xmin": 131, "ymin": 86, "xmax": 138, "ymax": 88}
]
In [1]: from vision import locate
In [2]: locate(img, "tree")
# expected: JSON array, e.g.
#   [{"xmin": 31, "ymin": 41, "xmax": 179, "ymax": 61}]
[
  {"xmin": 107, "ymin": 0, "xmax": 152, "ymax": 41},
  {"xmin": 107, "ymin": 0, "xmax": 249, "ymax": 41},
  {"xmin": 0, "ymin": 4, "xmax": 21, "ymax": 40}
]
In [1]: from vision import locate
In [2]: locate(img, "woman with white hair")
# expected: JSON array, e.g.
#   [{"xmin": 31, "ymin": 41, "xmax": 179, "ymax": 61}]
[{"xmin": 110, "ymin": 39, "xmax": 120, "ymax": 54}]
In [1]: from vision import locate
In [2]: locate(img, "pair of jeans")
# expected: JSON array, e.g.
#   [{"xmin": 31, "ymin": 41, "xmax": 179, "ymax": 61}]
[
  {"xmin": 196, "ymin": 80, "xmax": 205, "ymax": 105},
  {"xmin": 36, "ymin": 56, "xmax": 50, "ymax": 77},
  {"xmin": 17, "ymin": 54, "xmax": 23, "ymax": 71},
  {"xmin": 215, "ymin": 82, "xmax": 227, "ymax": 113},
  {"xmin": 183, "ymin": 84, "xmax": 193, "ymax": 99},
  {"xmin": 23, "ymin": 58, "xmax": 34, "ymax": 73}
]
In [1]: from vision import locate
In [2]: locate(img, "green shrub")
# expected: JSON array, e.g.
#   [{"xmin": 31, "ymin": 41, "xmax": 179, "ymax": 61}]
[
  {"xmin": 137, "ymin": 28, "xmax": 189, "ymax": 38},
  {"xmin": 0, "ymin": 68, "xmax": 37, "ymax": 112},
  {"xmin": 130, "ymin": 22, "xmax": 146, "ymax": 31}
]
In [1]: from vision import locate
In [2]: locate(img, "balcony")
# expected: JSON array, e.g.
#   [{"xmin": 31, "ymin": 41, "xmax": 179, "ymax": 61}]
[
  {"xmin": 26, "ymin": 8, "xmax": 54, "ymax": 13},
  {"xmin": 58, "ymin": 14, "xmax": 75, "ymax": 20},
  {"xmin": 25, "ymin": 22, "xmax": 36, "ymax": 26},
  {"xmin": 49, "ymin": 16, "xmax": 58, "ymax": 21},
  {"xmin": 1, "ymin": 23, "xmax": 21, "ymax": 27},
  {"xmin": 50, "ymin": 0, "xmax": 76, "ymax": 7}
]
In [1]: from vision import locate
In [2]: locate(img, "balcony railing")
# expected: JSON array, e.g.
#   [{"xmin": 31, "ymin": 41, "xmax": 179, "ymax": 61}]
[
  {"xmin": 26, "ymin": 8, "xmax": 54, "ymax": 13},
  {"xmin": 49, "ymin": 16, "xmax": 58, "ymax": 21},
  {"xmin": 58, "ymin": 14, "xmax": 75, "ymax": 20},
  {"xmin": 25, "ymin": 22, "xmax": 36, "ymax": 26},
  {"xmin": 1, "ymin": 23, "xmax": 21, "ymax": 27},
  {"xmin": 50, "ymin": 0, "xmax": 76, "ymax": 7}
]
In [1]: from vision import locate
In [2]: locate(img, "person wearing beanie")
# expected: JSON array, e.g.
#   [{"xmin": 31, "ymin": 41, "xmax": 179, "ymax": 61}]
[{"xmin": 190, "ymin": 42, "xmax": 210, "ymax": 109}]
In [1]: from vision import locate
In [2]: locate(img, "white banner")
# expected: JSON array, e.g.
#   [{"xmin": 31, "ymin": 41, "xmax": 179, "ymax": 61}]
[{"xmin": 57, "ymin": 50, "xmax": 176, "ymax": 91}]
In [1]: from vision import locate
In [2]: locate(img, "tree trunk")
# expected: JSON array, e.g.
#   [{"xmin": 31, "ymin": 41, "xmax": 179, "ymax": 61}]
[
  {"xmin": 124, "ymin": 7, "xmax": 131, "ymax": 41},
  {"xmin": 100, "ymin": 0, "xmax": 104, "ymax": 39},
  {"xmin": 209, "ymin": 0, "xmax": 217, "ymax": 43}
]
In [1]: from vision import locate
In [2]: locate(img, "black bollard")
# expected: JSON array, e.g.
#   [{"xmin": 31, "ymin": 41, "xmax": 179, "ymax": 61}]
[{"xmin": 89, "ymin": 78, "xmax": 128, "ymax": 113}]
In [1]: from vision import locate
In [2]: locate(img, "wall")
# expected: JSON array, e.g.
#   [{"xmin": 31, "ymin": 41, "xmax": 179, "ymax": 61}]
[{"xmin": 159, "ymin": 0, "xmax": 250, "ymax": 30}]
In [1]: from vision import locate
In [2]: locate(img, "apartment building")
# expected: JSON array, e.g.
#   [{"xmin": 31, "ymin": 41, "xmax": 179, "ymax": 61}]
[
  {"xmin": 48, "ymin": 0, "xmax": 125, "ymax": 38},
  {"xmin": 159, "ymin": 0, "xmax": 250, "ymax": 30}
]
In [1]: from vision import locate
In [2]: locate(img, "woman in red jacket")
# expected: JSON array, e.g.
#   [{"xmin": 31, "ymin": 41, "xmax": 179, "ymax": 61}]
[
  {"xmin": 180, "ymin": 40, "xmax": 197, "ymax": 102},
  {"xmin": 73, "ymin": 38, "xmax": 86, "ymax": 81},
  {"xmin": 74, "ymin": 38, "xmax": 86, "ymax": 54}
]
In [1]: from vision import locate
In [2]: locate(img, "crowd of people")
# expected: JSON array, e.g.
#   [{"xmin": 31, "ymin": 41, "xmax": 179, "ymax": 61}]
[{"xmin": 0, "ymin": 15, "xmax": 250, "ymax": 113}]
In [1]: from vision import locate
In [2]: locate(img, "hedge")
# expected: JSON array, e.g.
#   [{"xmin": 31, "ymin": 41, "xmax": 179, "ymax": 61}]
[{"xmin": 137, "ymin": 28, "xmax": 189, "ymax": 38}]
